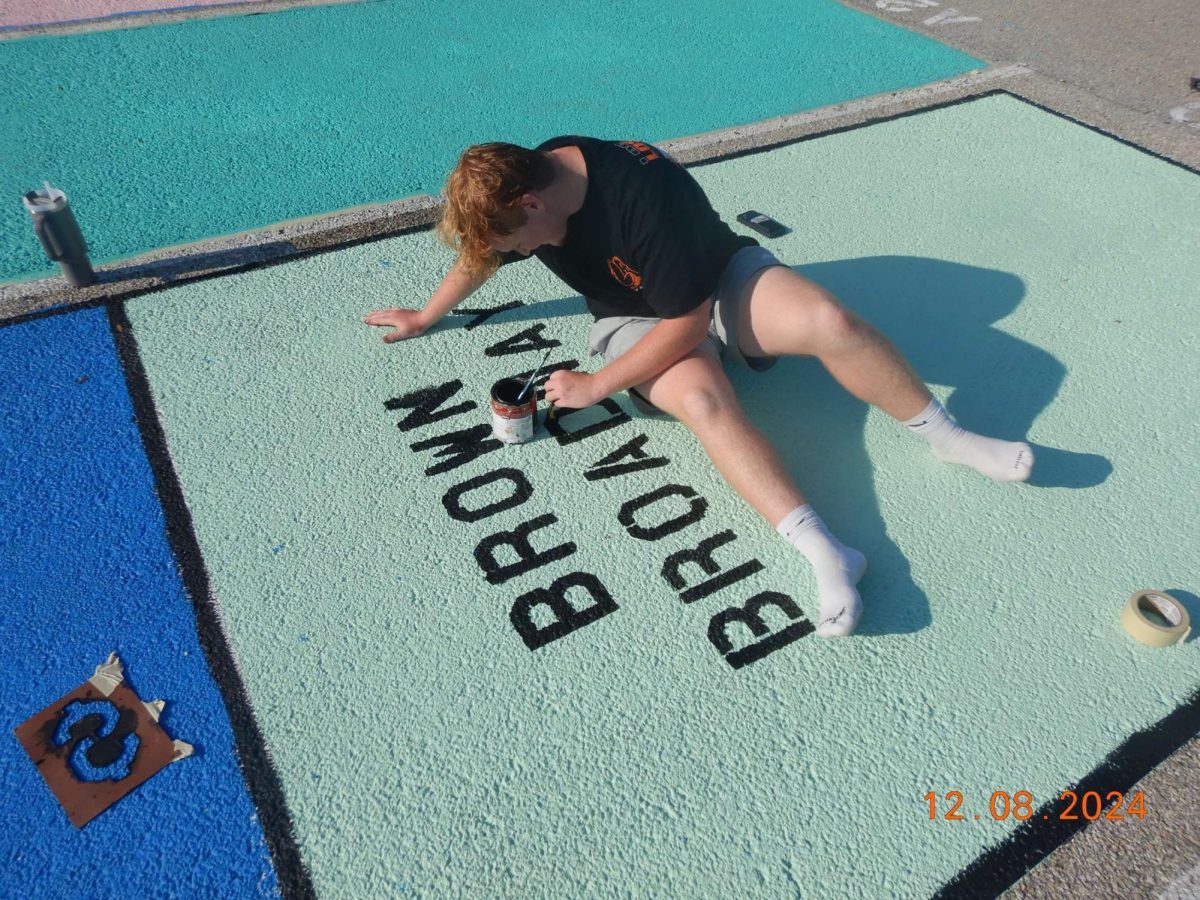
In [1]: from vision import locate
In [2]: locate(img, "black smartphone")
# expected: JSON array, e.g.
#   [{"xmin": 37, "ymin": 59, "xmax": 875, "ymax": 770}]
[{"xmin": 737, "ymin": 210, "xmax": 788, "ymax": 238}]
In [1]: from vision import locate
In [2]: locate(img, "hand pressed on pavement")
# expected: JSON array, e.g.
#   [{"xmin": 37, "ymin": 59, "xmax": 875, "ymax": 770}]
[{"xmin": 363, "ymin": 308, "xmax": 429, "ymax": 343}]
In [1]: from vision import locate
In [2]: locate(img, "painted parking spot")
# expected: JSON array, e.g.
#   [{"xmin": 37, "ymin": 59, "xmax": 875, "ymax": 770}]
[
  {"xmin": 0, "ymin": 0, "xmax": 981, "ymax": 284},
  {"xmin": 0, "ymin": 308, "xmax": 279, "ymax": 896},
  {"xmin": 120, "ymin": 93, "xmax": 1200, "ymax": 896}
]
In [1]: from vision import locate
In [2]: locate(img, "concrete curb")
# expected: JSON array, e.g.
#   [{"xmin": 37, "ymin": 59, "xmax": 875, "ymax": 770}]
[
  {"xmin": 0, "ymin": 194, "xmax": 439, "ymax": 322},
  {"xmin": 1, "ymin": 63, "xmax": 1035, "ymax": 323}
]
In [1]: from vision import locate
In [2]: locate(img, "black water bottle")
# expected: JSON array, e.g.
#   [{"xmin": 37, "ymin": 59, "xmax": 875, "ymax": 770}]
[{"xmin": 23, "ymin": 181, "xmax": 96, "ymax": 287}]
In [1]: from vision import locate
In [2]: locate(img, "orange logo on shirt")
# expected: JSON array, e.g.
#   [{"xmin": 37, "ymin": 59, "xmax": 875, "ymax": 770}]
[
  {"xmin": 608, "ymin": 256, "xmax": 642, "ymax": 291},
  {"xmin": 618, "ymin": 141, "xmax": 661, "ymax": 165}
]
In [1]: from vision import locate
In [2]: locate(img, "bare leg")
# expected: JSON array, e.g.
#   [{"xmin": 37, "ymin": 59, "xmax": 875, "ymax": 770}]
[
  {"xmin": 637, "ymin": 347, "xmax": 865, "ymax": 636},
  {"xmin": 735, "ymin": 266, "xmax": 1033, "ymax": 482},
  {"xmin": 638, "ymin": 349, "xmax": 805, "ymax": 526},
  {"xmin": 735, "ymin": 266, "xmax": 932, "ymax": 421}
]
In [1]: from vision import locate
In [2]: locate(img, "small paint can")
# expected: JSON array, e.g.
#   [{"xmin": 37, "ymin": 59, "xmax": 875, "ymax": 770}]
[{"xmin": 490, "ymin": 378, "xmax": 537, "ymax": 444}]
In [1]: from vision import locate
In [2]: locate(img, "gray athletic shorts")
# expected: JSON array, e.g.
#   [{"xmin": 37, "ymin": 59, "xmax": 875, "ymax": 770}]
[{"xmin": 586, "ymin": 245, "xmax": 786, "ymax": 416}]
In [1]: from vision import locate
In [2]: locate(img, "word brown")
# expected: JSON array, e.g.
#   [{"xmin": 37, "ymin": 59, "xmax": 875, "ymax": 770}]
[{"xmin": 383, "ymin": 316, "xmax": 813, "ymax": 669}]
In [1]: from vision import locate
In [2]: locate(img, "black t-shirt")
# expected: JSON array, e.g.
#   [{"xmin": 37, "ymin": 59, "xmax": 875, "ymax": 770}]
[{"xmin": 498, "ymin": 136, "xmax": 758, "ymax": 320}]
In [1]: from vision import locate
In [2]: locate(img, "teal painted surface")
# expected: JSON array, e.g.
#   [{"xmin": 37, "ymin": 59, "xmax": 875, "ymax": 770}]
[
  {"xmin": 0, "ymin": 0, "xmax": 981, "ymax": 283},
  {"xmin": 124, "ymin": 95, "xmax": 1200, "ymax": 896}
]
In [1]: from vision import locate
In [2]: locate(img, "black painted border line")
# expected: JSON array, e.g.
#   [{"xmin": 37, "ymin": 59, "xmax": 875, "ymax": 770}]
[
  {"xmin": 106, "ymin": 303, "xmax": 316, "ymax": 900},
  {"xmin": 0, "ymin": 297, "xmax": 112, "ymax": 330},
  {"xmin": 692, "ymin": 88, "xmax": 1200, "ymax": 177},
  {"xmin": 935, "ymin": 685, "xmax": 1200, "ymax": 898}
]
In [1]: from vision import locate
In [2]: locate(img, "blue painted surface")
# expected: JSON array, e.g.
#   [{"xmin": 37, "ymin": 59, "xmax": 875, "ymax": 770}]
[
  {"xmin": 0, "ymin": 308, "xmax": 277, "ymax": 897},
  {"xmin": 0, "ymin": 0, "xmax": 982, "ymax": 282}
]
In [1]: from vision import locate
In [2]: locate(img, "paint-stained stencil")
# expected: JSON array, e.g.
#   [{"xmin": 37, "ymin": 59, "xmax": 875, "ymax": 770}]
[{"xmin": 14, "ymin": 653, "xmax": 193, "ymax": 828}]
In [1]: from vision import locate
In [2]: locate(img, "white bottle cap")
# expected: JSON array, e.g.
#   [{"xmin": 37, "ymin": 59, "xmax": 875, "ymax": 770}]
[{"xmin": 23, "ymin": 181, "xmax": 68, "ymax": 214}]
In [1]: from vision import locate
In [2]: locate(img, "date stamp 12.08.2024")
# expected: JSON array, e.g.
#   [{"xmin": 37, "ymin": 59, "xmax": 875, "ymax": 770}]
[{"xmin": 925, "ymin": 790, "xmax": 1147, "ymax": 823}]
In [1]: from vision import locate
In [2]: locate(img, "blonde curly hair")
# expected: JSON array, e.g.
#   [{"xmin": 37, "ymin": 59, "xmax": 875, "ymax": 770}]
[{"xmin": 436, "ymin": 142, "xmax": 556, "ymax": 280}]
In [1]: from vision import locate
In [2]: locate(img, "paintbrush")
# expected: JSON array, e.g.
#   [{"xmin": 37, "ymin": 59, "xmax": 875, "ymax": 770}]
[{"xmin": 516, "ymin": 348, "xmax": 553, "ymax": 402}]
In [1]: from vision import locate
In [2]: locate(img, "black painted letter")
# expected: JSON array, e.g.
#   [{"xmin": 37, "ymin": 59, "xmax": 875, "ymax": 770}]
[
  {"xmin": 545, "ymin": 398, "xmax": 631, "ymax": 446},
  {"xmin": 708, "ymin": 591, "xmax": 813, "ymax": 669},
  {"xmin": 475, "ymin": 514, "xmax": 577, "ymax": 585},
  {"xmin": 511, "ymin": 571, "xmax": 618, "ymax": 650},
  {"xmin": 662, "ymin": 530, "xmax": 765, "ymax": 604},
  {"xmin": 442, "ymin": 468, "xmax": 534, "ymax": 522},
  {"xmin": 485, "ymin": 325, "xmax": 561, "ymax": 357},
  {"xmin": 385, "ymin": 379, "xmax": 475, "ymax": 432},
  {"xmin": 617, "ymin": 484, "xmax": 707, "ymax": 541},
  {"xmin": 410, "ymin": 424, "xmax": 503, "ymax": 477},
  {"xmin": 454, "ymin": 301, "xmax": 524, "ymax": 330},
  {"xmin": 584, "ymin": 433, "xmax": 670, "ymax": 481}
]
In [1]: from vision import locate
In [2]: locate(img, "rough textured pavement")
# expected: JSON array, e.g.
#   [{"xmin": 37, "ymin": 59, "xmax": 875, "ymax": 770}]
[
  {"xmin": 828, "ymin": 6, "xmax": 1200, "ymax": 896},
  {"xmin": 1004, "ymin": 736, "xmax": 1200, "ymax": 899},
  {"xmin": 2, "ymin": 0, "xmax": 1197, "ymax": 897},
  {"xmin": 841, "ymin": 0, "xmax": 1200, "ymax": 171}
]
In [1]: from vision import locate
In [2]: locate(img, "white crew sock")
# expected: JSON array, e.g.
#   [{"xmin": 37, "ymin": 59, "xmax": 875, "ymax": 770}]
[
  {"xmin": 903, "ymin": 398, "xmax": 1034, "ymax": 483},
  {"xmin": 776, "ymin": 505, "xmax": 866, "ymax": 638}
]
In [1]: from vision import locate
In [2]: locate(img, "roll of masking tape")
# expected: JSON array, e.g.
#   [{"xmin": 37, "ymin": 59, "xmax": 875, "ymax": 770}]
[{"xmin": 1120, "ymin": 590, "xmax": 1191, "ymax": 647}]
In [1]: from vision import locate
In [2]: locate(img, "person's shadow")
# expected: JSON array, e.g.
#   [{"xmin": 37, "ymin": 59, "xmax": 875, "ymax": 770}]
[
  {"xmin": 806, "ymin": 256, "xmax": 1111, "ymax": 491},
  {"xmin": 727, "ymin": 256, "xmax": 1110, "ymax": 636}
]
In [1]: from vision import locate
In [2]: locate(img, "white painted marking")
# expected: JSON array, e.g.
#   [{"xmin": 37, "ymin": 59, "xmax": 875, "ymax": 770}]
[
  {"xmin": 876, "ymin": 0, "xmax": 938, "ymax": 11},
  {"xmin": 1169, "ymin": 101, "xmax": 1200, "ymax": 129},
  {"xmin": 924, "ymin": 7, "xmax": 982, "ymax": 24},
  {"xmin": 662, "ymin": 64, "xmax": 1033, "ymax": 158}
]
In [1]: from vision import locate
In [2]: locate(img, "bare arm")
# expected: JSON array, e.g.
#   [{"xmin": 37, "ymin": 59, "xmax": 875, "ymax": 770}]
[
  {"xmin": 364, "ymin": 257, "xmax": 490, "ymax": 343},
  {"xmin": 544, "ymin": 300, "xmax": 712, "ymax": 408},
  {"xmin": 594, "ymin": 300, "xmax": 712, "ymax": 396}
]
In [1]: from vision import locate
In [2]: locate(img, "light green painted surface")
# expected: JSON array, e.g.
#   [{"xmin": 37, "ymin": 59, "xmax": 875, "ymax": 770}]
[{"xmin": 125, "ymin": 95, "xmax": 1200, "ymax": 897}]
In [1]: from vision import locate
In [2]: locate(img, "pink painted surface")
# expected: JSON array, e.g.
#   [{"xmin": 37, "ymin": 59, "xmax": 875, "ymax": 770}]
[{"xmin": 1, "ymin": 0, "xmax": 266, "ymax": 29}]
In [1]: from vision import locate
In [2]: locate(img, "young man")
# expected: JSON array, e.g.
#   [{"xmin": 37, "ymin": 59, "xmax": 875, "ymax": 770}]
[{"xmin": 365, "ymin": 136, "xmax": 1034, "ymax": 637}]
